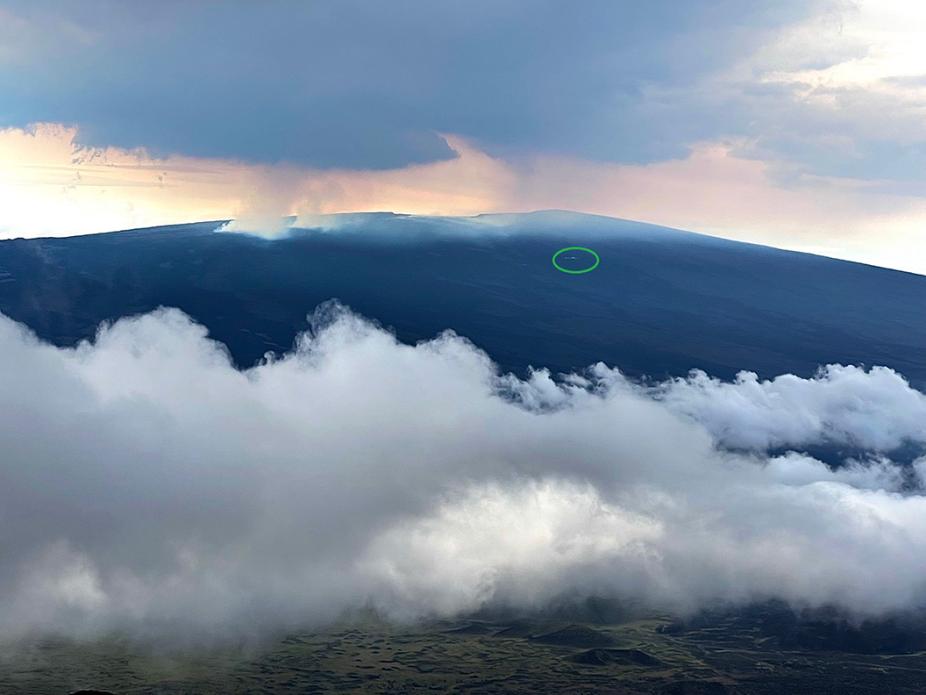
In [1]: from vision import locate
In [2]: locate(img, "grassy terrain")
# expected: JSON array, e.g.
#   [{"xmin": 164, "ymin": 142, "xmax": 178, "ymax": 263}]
[{"xmin": 4, "ymin": 607, "xmax": 926, "ymax": 693}]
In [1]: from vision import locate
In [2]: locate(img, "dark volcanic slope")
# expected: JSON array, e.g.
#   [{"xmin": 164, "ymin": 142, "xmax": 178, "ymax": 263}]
[{"xmin": 1, "ymin": 211, "xmax": 924, "ymax": 385}]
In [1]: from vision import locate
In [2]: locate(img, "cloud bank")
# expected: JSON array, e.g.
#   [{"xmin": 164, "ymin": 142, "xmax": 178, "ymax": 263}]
[
  {"xmin": 2, "ymin": 304, "xmax": 926, "ymax": 641},
  {"xmin": 647, "ymin": 365, "xmax": 926, "ymax": 452}
]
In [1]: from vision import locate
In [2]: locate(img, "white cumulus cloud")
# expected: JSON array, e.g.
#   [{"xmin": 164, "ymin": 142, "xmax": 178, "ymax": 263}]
[{"xmin": 1, "ymin": 304, "xmax": 925, "ymax": 641}]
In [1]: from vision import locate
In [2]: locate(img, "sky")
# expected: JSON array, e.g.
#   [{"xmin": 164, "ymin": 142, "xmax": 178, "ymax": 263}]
[{"xmin": 1, "ymin": 0, "xmax": 926, "ymax": 273}]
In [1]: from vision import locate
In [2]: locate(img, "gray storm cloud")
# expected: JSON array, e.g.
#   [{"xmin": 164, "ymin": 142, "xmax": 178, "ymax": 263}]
[{"xmin": 1, "ymin": 303, "xmax": 926, "ymax": 640}]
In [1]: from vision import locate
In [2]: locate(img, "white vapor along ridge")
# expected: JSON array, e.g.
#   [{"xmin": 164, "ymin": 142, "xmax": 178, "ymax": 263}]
[{"xmin": 1, "ymin": 302, "xmax": 926, "ymax": 640}]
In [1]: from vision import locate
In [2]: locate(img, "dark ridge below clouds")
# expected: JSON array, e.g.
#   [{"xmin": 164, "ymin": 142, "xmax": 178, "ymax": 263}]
[{"xmin": 1, "ymin": 212, "xmax": 924, "ymax": 389}]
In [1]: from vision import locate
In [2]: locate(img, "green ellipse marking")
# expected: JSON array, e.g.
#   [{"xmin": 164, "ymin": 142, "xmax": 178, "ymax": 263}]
[{"xmin": 552, "ymin": 246, "xmax": 600, "ymax": 274}]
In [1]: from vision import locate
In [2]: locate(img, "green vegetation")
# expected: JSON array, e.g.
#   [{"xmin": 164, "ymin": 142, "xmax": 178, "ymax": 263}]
[{"xmin": 4, "ymin": 605, "xmax": 926, "ymax": 693}]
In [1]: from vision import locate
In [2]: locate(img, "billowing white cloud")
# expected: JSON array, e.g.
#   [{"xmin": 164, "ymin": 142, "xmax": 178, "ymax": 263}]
[
  {"xmin": 1, "ymin": 304, "xmax": 926, "ymax": 641},
  {"xmin": 644, "ymin": 364, "xmax": 926, "ymax": 451}
]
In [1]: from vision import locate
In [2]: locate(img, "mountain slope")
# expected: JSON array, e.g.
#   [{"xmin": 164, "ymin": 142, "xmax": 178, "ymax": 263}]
[{"xmin": 1, "ymin": 211, "xmax": 924, "ymax": 386}]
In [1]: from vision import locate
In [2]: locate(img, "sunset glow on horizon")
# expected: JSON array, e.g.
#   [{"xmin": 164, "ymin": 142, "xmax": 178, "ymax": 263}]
[{"xmin": 1, "ymin": 0, "xmax": 925, "ymax": 273}]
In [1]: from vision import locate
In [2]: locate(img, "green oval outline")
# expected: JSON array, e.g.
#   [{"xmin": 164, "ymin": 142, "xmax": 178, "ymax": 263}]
[{"xmin": 552, "ymin": 246, "xmax": 600, "ymax": 274}]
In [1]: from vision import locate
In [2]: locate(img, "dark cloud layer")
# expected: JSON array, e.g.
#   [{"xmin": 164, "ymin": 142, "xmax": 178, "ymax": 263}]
[{"xmin": 0, "ymin": 0, "xmax": 823, "ymax": 170}]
